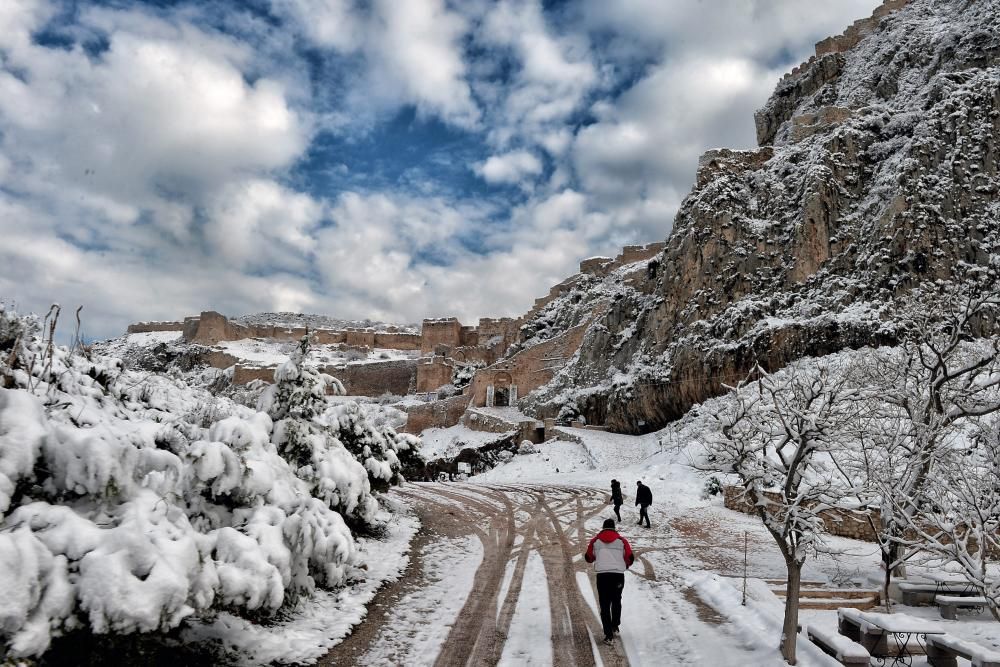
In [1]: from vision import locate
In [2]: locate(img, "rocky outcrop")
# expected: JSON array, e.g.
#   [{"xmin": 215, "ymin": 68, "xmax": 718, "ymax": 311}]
[{"xmin": 522, "ymin": 0, "xmax": 1000, "ymax": 433}]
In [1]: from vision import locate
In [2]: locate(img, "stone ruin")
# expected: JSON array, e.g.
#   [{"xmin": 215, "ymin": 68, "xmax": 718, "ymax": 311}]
[{"xmin": 125, "ymin": 241, "xmax": 666, "ymax": 435}]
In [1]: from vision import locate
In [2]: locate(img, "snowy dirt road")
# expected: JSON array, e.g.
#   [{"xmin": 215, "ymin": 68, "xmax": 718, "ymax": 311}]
[
  {"xmin": 320, "ymin": 482, "xmax": 747, "ymax": 667},
  {"xmin": 321, "ymin": 483, "xmax": 641, "ymax": 666}
]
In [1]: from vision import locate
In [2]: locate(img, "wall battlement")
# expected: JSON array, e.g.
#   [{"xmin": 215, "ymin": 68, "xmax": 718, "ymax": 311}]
[{"xmin": 780, "ymin": 0, "xmax": 910, "ymax": 84}]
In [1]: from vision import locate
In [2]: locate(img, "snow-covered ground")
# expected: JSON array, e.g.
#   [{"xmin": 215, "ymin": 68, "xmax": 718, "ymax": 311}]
[
  {"xmin": 182, "ymin": 499, "xmax": 421, "ymax": 665},
  {"xmin": 466, "ymin": 426, "xmax": 1000, "ymax": 666},
  {"xmin": 419, "ymin": 422, "xmax": 515, "ymax": 461},
  {"xmin": 218, "ymin": 339, "xmax": 419, "ymax": 367},
  {"xmin": 360, "ymin": 533, "xmax": 484, "ymax": 666},
  {"xmin": 97, "ymin": 330, "xmax": 182, "ymax": 355}
]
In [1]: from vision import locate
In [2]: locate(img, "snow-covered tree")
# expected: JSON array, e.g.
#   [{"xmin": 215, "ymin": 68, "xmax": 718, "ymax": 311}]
[
  {"xmin": 0, "ymin": 309, "xmax": 418, "ymax": 661},
  {"xmin": 887, "ymin": 415, "xmax": 1000, "ymax": 620},
  {"xmin": 701, "ymin": 362, "xmax": 860, "ymax": 665},
  {"xmin": 840, "ymin": 289, "xmax": 1000, "ymax": 606}
]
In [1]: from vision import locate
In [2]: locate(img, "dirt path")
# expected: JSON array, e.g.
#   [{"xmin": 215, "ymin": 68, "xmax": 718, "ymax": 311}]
[{"xmin": 320, "ymin": 483, "xmax": 634, "ymax": 667}]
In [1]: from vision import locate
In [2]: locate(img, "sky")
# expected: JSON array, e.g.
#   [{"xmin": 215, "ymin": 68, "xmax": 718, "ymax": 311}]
[{"xmin": 0, "ymin": 0, "xmax": 883, "ymax": 340}]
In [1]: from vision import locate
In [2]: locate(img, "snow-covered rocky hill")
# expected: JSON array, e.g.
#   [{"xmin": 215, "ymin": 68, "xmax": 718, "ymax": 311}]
[{"xmin": 521, "ymin": 0, "xmax": 1000, "ymax": 432}]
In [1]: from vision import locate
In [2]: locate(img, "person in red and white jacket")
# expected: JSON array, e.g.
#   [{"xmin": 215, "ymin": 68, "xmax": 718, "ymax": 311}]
[{"xmin": 584, "ymin": 518, "xmax": 635, "ymax": 645}]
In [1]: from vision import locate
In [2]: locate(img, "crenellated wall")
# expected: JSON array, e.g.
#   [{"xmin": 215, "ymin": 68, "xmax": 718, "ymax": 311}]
[{"xmin": 127, "ymin": 321, "xmax": 185, "ymax": 333}]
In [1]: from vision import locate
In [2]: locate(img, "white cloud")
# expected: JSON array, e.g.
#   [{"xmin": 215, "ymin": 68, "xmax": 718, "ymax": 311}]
[
  {"xmin": 0, "ymin": 4, "xmax": 308, "ymax": 247},
  {"xmin": 479, "ymin": 0, "xmax": 597, "ymax": 146},
  {"xmin": 0, "ymin": 0, "xmax": 893, "ymax": 340},
  {"xmin": 271, "ymin": 0, "xmax": 362, "ymax": 52},
  {"xmin": 573, "ymin": 56, "xmax": 779, "ymax": 205},
  {"xmin": 206, "ymin": 180, "xmax": 324, "ymax": 271},
  {"xmin": 474, "ymin": 150, "xmax": 543, "ymax": 184},
  {"xmin": 370, "ymin": 0, "xmax": 479, "ymax": 128},
  {"xmin": 274, "ymin": 0, "xmax": 479, "ymax": 129}
]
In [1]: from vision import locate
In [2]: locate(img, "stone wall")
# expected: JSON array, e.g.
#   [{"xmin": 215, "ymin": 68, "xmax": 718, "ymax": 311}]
[
  {"xmin": 814, "ymin": 0, "xmax": 909, "ymax": 56},
  {"xmin": 580, "ymin": 256, "xmax": 613, "ymax": 276},
  {"xmin": 697, "ymin": 147, "xmax": 774, "ymax": 187},
  {"xmin": 723, "ymin": 485, "xmax": 879, "ymax": 542},
  {"xmin": 176, "ymin": 311, "xmax": 421, "ymax": 351},
  {"xmin": 375, "ymin": 332, "xmax": 422, "ymax": 350},
  {"xmin": 468, "ymin": 322, "xmax": 591, "ymax": 407},
  {"xmin": 126, "ymin": 321, "xmax": 185, "ymax": 333},
  {"xmin": 790, "ymin": 106, "xmax": 854, "ymax": 142},
  {"xmin": 330, "ymin": 359, "xmax": 417, "ymax": 397},
  {"xmin": 403, "ymin": 394, "xmax": 470, "ymax": 434},
  {"xmin": 232, "ymin": 365, "xmax": 275, "ymax": 385},
  {"xmin": 463, "ymin": 410, "xmax": 519, "ymax": 435},
  {"xmin": 420, "ymin": 318, "xmax": 463, "ymax": 354},
  {"xmin": 415, "ymin": 356, "xmax": 454, "ymax": 393},
  {"xmin": 230, "ymin": 358, "xmax": 416, "ymax": 397}
]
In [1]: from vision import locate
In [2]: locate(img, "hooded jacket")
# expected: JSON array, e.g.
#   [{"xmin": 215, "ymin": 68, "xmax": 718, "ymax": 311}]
[
  {"xmin": 635, "ymin": 483, "xmax": 652, "ymax": 507},
  {"xmin": 584, "ymin": 529, "xmax": 635, "ymax": 574},
  {"xmin": 611, "ymin": 481, "xmax": 623, "ymax": 505}
]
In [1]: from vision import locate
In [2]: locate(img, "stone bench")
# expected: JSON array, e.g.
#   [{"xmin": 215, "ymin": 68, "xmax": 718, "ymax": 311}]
[
  {"xmin": 898, "ymin": 581, "xmax": 976, "ymax": 606},
  {"xmin": 926, "ymin": 633, "xmax": 1000, "ymax": 667},
  {"xmin": 806, "ymin": 625, "xmax": 870, "ymax": 666},
  {"xmin": 935, "ymin": 594, "xmax": 989, "ymax": 620}
]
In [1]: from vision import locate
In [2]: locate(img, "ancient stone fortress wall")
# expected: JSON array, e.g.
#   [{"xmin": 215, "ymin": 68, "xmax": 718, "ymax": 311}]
[
  {"xmin": 403, "ymin": 393, "xmax": 470, "ymax": 434},
  {"xmin": 467, "ymin": 322, "xmax": 591, "ymax": 408},
  {"xmin": 576, "ymin": 241, "xmax": 666, "ymax": 280},
  {"xmin": 126, "ymin": 321, "xmax": 186, "ymax": 333},
  {"xmin": 125, "ymin": 238, "xmax": 662, "ymax": 422},
  {"xmin": 415, "ymin": 356, "xmax": 454, "ymax": 393},
  {"xmin": 233, "ymin": 359, "xmax": 417, "ymax": 397},
  {"xmin": 180, "ymin": 311, "xmax": 423, "ymax": 349}
]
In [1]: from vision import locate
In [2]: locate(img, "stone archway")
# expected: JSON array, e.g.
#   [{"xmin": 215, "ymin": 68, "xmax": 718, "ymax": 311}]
[{"xmin": 487, "ymin": 371, "xmax": 516, "ymax": 408}]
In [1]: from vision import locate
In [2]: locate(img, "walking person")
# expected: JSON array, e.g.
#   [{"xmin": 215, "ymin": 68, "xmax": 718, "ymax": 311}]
[
  {"xmin": 584, "ymin": 518, "xmax": 635, "ymax": 645},
  {"xmin": 610, "ymin": 479, "xmax": 623, "ymax": 522},
  {"xmin": 635, "ymin": 480, "xmax": 652, "ymax": 527}
]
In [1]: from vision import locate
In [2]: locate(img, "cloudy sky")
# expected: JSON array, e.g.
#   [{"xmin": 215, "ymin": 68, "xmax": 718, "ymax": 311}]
[{"xmin": 0, "ymin": 0, "xmax": 881, "ymax": 339}]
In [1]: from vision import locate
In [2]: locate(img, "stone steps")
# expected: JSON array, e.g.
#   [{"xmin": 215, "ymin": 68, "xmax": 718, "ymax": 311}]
[
  {"xmin": 772, "ymin": 588, "xmax": 875, "ymax": 600},
  {"xmin": 766, "ymin": 581, "xmax": 881, "ymax": 610}
]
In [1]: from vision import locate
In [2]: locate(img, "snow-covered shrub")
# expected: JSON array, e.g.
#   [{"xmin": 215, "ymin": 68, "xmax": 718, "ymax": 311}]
[
  {"xmin": 517, "ymin": 440, "xmax": 538, "ymax": 455},
  {"xmin": 451, "ymin": 362, "xmax": 482, "ymax": 390},
  {"xmin": 0, "ymin": 312, "xmax": 419, "ymax": 660},
  {"xmin": 701, "ymin": 475, "xmax": 723, "ymax": 499},
  {"xmin": 556, "ymin": 403, "xmax": 579, "ymax": 424},
  {"xmin": 435, "ymin": 383, "xmax": 459, "ymax": 399}
]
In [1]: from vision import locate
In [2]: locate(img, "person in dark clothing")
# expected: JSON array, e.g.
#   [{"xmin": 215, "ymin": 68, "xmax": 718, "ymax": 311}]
[
  {"xmin": 635, "ymin": 481, "xmax": 652, "ymax": 527},
  {"xmin": 585, "ymin": 518, "xmax": 635, "ymax": 644},
  {"xmin": 610, "ymin": 479, "xmax": 623, "ymax": 521}
]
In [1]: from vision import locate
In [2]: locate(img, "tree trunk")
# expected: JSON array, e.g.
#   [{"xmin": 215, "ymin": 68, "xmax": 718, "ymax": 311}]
[
  {"xmin": 881, "ymin": 543, "xmax": 896, "ymax": 613},
  {"xmin": 780, "ymin": 559, "xmax": 803, "ymax": 665}
]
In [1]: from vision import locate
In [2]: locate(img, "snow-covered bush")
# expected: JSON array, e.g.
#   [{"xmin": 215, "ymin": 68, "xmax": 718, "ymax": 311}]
[
  {"xmin": 451, "ymin": 362, "xmax": 481, "ymax": 390},
  {"xmin": 701, "ymin": 476, "xmax": 723, "ymax": 499},
  {"xmin": 0, "ymin": 312, "xmax": 419, "ymax": 660},
  {"xmin": 517, "ymin": 440, "xmax": 538, "ymax": 455}
]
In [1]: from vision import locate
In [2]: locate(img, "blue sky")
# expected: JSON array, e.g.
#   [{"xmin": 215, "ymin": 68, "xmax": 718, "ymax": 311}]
[{"xmin": 0, "ymin": 0, "xmax": 882, "ymax": 339}]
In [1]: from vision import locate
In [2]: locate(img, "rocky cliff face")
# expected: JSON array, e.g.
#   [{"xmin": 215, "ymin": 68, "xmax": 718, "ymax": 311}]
[{"xmin": 520, "ymin": 0, "xmax": 1000, "ymax": 432}]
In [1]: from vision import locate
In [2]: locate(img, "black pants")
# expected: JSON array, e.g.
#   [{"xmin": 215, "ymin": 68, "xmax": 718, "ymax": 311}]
[
  {"xmin": 596, "ymin": 572, "xmax": 625, "ymax": 639},
  {"xmin": 638, "ymin": 504, "xmax": 650, "ymax": 527},
  {"xmin": 613, "ymin": 503, "xmax": 622, "ymax": 521}
]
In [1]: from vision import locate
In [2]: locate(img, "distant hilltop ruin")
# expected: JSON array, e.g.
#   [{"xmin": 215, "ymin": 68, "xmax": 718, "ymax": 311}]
[{"xmin": 124, "ymin": 241, "xmax": 666, "ymax": 435}]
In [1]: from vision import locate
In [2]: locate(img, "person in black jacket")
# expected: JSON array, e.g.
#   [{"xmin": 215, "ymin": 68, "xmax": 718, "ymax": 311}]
[
  {"xmin": 635, "ymin": 481, "xmax": 652, "ymax": 527},
  {"xmin": 610, "ymin": 479, "xmax": 623, "ymax": 521}
]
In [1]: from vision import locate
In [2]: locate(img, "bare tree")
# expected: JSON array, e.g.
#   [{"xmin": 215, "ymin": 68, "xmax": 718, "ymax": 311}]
[
  {"xmin": 887, "ymin": 416, "xmax": 1000, "ymax": 620},
  {"xmin": 845, "ymin": 289, "xmax": 1000, "ymax": 606},
  {"xmin": 701, "ymin": 362, "xmax": 860, "ymax": 665}
]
